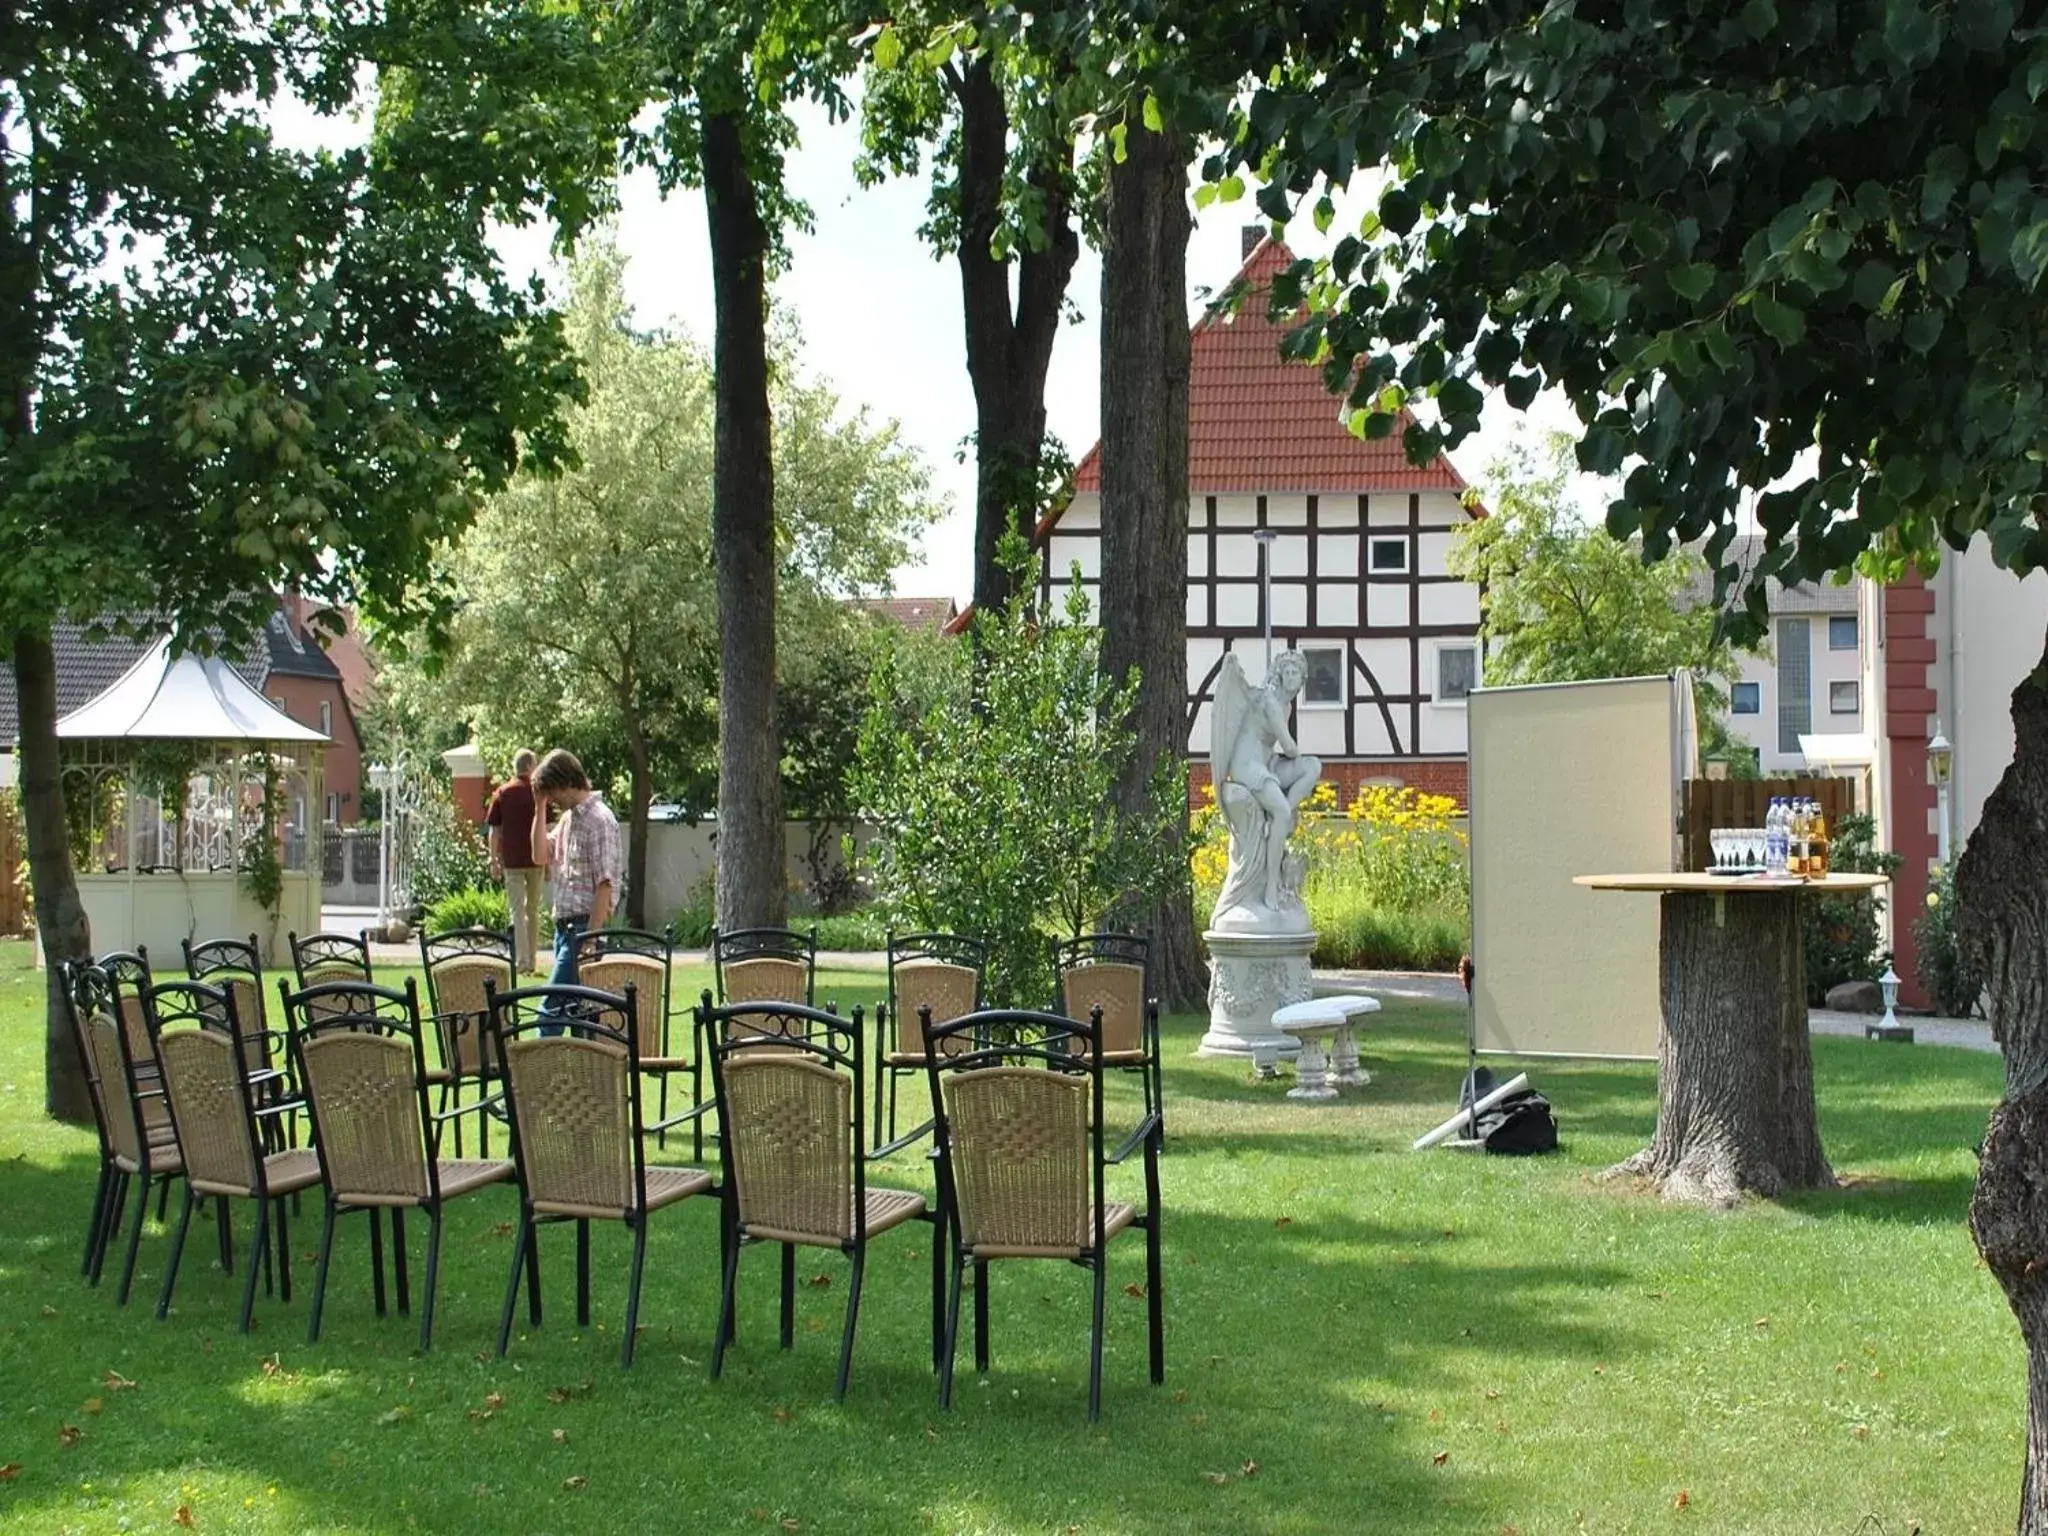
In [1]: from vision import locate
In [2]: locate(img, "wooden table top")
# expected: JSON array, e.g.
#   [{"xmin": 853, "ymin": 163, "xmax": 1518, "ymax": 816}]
[{"xmin": 1574, "ymin": 872, "xmax": 1890, "ymax": 894}]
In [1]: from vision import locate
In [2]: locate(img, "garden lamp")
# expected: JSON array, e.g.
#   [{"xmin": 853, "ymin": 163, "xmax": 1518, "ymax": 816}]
[
  {"xmin": 1870, "ymin": 963, "xmax": 1914, "ymax": 1044},
  {"xmin": 1927, "ymin": 723, "xmax": 1954, "ymax": 867}
]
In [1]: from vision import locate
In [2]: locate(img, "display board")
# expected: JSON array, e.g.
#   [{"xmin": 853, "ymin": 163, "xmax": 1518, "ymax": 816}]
[{"xmin": 1468, "ymin": 676, "xmax": 1677, "ymax": 1061}]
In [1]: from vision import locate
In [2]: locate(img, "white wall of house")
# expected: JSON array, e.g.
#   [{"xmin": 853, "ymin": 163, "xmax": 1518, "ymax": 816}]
[
  {"xmin": 1931, "ymin": 545, "xmax": 2048, "ymax": 848},
  {"xmin": 1721, "ymin": 603, "xmax": 1866, "ymax": 773}
]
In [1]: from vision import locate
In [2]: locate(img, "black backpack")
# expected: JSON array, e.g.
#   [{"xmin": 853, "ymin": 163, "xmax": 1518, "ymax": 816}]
[{"xmin": 1458, "ymin": 1067, "xmax": 1560, "ymax": 1157}]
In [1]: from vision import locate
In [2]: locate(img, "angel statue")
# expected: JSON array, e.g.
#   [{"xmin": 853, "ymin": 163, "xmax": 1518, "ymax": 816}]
[{"xmin": 1208, "ymin": 650, "xmax": 1323, "ymax": 933}]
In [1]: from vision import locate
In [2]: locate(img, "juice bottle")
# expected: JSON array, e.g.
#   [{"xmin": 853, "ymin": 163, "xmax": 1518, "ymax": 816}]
[
  {"xmin": 1810, "ymin": 801, "xmax": 1830, "ymax": 878},
  {"xmin": 1790, "ymin": 799, "xmax": 1811, "ymax": 877}
]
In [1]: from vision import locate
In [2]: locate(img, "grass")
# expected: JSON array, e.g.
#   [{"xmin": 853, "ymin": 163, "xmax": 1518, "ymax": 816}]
[
  {"xmin": 0, "ymin": 937, "xmax": 2021, "ymax": 1534},
  {"xmin": 1306, "ymin": 891, "xmax": 1467, "ymax": 972}
]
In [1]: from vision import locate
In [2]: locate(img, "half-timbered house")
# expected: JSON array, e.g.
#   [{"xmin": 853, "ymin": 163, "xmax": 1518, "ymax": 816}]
[{"xmin": 1035, "ymin": 232, "xmax": 1484, "ymax": 804}]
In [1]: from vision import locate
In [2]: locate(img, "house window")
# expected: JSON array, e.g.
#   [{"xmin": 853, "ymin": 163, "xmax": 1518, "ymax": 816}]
[
  {"xmin": 1436, "ymin": 644, "xmax": 1478, "ymax": 703},
  {"xmin": 319, "ymin": 699, "xmax": 332, "ymax": 736},
  {"xmin": 1828, "ymin": 615, "xmax": 1858, "ymax": 651},
  {"xmin": 1830, "ymin": 680, "xmax": 1860, "ymax": 716},
  {"xmin": 1732, "ymin": 682, "xmax": 1761, "ymax": 715},
  {"xmin": 1298, "ymin": 645, "xmax": 1345, "ymax": 707},
  {"xmin": 1776, "ymin": 617, "xmax": 1812, "ymax": 754},
  {"xmin": 1368, "ymin": 536, "xmax": 1409, "ymax": 574},
  {"xmin": 271, "ymin": 696, "xmax": 287, "ymax": 713},
  {"xmin": 325, "ymin": 793, "xmax": 340, "ymax": 824}
]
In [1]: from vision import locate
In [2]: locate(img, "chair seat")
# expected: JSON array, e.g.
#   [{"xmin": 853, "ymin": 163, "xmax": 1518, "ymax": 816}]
[
  {"xmin": 642, "ymin": 1165, "xmax": 716, "ymax": 1212},
  {"xmin": 189, "ymin": 1147, "xmax": 322, "ymax": 1200},
  {"xmin": 435, "ymin": 1158, "xmax": 515, "ymax": 1199},
  {"xmin": 883, "ymin": 1051, "xmax": 930, "ymax": 1068},
  {"xmin": 1099, "ymin": 1049, "xmax": 1149, "ymax": 1066},
  {"xmin": 745, "ymin": 1186, "xmax": 929, "ymax": 1248},
  {"xmin": 637, "ymin": 1056, "xmax": 693, "ymax": 1073},
  {"xmin": 113, "ymin": 1144, "xmax": 183, "ymax": 1176},
  {"xmin": 971, "ymin": 1201, "xmax": 1137, "ymax": 1260}
]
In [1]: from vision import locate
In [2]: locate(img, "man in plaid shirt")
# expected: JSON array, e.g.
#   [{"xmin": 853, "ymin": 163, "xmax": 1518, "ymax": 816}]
[{"xmin": 529, "ymin": 749, "xmax": 624, "ymax": 1029}]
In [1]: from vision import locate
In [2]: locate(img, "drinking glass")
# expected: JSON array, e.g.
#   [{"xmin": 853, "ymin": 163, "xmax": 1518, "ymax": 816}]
[{"xmin": 1710, "ymin": 830, "xmax": 1729, "ymax": 870}]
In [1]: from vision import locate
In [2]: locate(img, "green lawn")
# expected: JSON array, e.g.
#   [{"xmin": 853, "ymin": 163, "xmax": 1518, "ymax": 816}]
[{"xmin": 0, "ymin": 938, "xmax": 2020, "ymax": 1534}]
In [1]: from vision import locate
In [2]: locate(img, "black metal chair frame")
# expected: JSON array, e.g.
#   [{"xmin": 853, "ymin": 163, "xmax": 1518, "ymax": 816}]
[
  {"xmin": 922, "ymin": 1007, "xmax": 1164, "ymax": 1421},
  {"xmin": 418, "ymin": 927, "xmax": 516, "ymax": 1157},
  {"xmin": 701, "ymin": 998, "xmax": 942, "ymax": 1400},
  {"xmin": 573, "ymin": 924, "xmax": 704, "ymax": 1156},
  {"xmin": 283, "ymin": 976, "xmax": 506, "ymax": 1351},
  {"xmin": 1051, "ymin": 931, "xmax": 1165, "ymax": 1144},
  {"xmin": 872, "ymin": 932, "xmax": 988, "ymax": 1155},
  {"xmin": 288, "ymin": 929, "xmax": 374, "ymax": 990},
  {"xmin": 486, "ymin": 980, "xmax": 716, "ymax": 1369},
  {"xmin": 710, "ymin": 925, "xmax": 819, "ymax": 1006},
  {"xmin": 182, "ymin": 934, "xmax": 294, "ymax": 1103},
  {"xmin": 66, "ymin": 961, "xmax": 185, "ymax": 1301},
  {"xmin": 145, "ymin": 980, "xmax": 308, "ymax": 1333}
]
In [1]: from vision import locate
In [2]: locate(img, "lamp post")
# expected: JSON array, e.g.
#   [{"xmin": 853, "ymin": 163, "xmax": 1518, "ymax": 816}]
[
  {"xmin": 369, "ymin": 760, "xmax": 395, "ymax": 935},
  {"xmin": 1253, "ymin": 528, "xmax": 1278, "ymax": 671},
  {"xmin": 1869, "ymin": 963, "xmax": 1914, "ymax": 1044},
  {"xmin": 1927, "ymin": 721, "xmax": 1954, "ymax": 869}
]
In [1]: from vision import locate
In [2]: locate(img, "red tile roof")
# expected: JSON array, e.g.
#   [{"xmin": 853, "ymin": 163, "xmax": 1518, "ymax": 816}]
[
  {"xmin": 1070, "ymin": 236, "xmax": 1468, "ymax": 498},
  {"xmin": 849, "ymin": 595, "xmax": 960, "ymax": 631}
]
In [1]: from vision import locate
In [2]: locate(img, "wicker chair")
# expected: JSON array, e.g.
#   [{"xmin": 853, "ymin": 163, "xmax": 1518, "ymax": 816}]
[
  {"xmin": 289, "ymin": 931, "xmax": 374, "ymax": 1021},
  {"xmin": 419, "ymin": 928, "xmax": 516, "ymax": 1157},
  {"xmin": 488, "ymin": 981, "xmax": 718, "ymax": 1369},
  {"xmin": 873, "ymin": 933, "xmax": 986, "ymax": 1153},
  {"xmin": 703, "ymin": 1000, "xmax": 936, "ymax": 1400},
  {"xmin": 284, "ymin": 978, "xmax": 514, "ymax": 1350},
  {"xmin": 146, "ymin": 980, "xmax": 324, "ymax": 1332},
  {"xmin": 66, "ymin": 962, "xmax": 185, "ymax": 1300},
  {"xmin": 182, "ymin": 935, "xmax": 288, "ymax": 1081},
  {"xmin": 99, "ymin": 949, "xmax": 159, "ymax": 1081},
  {"xmin": 1053, "ymin": 933, "xmax": 1164, "ymax": 1144},
  {"xmin": 712, "ymin": 925, "xmax": 817, "ymax": 1008},
  {"xmin": 573, "ymin": 926, "xmax": 704, "ymax": 1157},
  {"xmin": 923, "ymin": 1007, "xmax": 1164, "ymax": 1421}
]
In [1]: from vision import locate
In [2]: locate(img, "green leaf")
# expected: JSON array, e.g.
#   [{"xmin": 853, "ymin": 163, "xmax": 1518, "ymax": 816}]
[
  {"xmin": 871, "ymin": 26, "xmax": 902, "ymax": 71},
  {"xmin": 1902, "ymin": 310, "xmax": 1945, "ymax": 352},
  {"xmin": 1921, "ymin": 145, "xmax": 1970, "ymax": 223},
  {"xmin": 1379, "ymin": 187, "xmax": 1420, "ymax": 236},
  {"xmin": 1142, "ymin": 94, "xmax": 1164, "ymax": 134},
  {"xmin": 1667, "ymin": 263, "xmax": 1715, "ymax": 302},
  {"xmin": 1751, "ymin": 291, "xmax": 1806, "ymax": 347},
  {"xmin": 1216, "ymin": 173, "xmax": 1246, "ymax": 204},
  {"xmin": 1741, "ymin": 0, "xmax": 1778, "ymax": 40}
]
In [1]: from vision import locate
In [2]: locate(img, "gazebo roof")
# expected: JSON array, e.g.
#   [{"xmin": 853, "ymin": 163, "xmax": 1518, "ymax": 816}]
[{"xmin": 57, "ymin": 638, "xmax": 328, "ymax": 744}]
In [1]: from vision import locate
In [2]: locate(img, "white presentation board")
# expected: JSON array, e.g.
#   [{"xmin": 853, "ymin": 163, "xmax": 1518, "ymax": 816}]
[{"xmin": 1468, "ymin": 676, "xmax": 1680, "ymax": 1061}]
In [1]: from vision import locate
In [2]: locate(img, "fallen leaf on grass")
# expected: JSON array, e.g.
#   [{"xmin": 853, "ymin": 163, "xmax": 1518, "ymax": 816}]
[
  {"xmin": 1188, "ymin": 1413, "xmax": 1208, "ymax": 1429},
  {"xmin": 1122, "ymin": 1283, "xmax": 1146, "ymax": 1299},
  {"xmin": 1501, "ymin": 1526, "xmax": 1519, "ymax": 1536},
  {"xmin": 1202, "ymin": 1472, "xmax": 1231, "ymax": 1486},
  {"xmin": 1240, "ymin": 1460, "xmax": 1259, "ymax": 1479},
  {"xmin": 780, "ymin": 1520, "xmax": 799, "ymax": 1532},
  {"xmin": 82, "ymin": 1397, "xmax": 103, "ymax": 1416},
  {"xmin": 1852, "ymin": 1423, "xmax": 1871, "ymax": 1439},
  {"xmin": 0, "ymin": 1464, "xmax": 20, "ymax": 1481},
  {"xmin": 562, "ymin": 1476, "xmax": 587, "ymax": 1492},
  {"xmin": 489, "ymin": 1222, "xmax": 514, "ymax": 1237},
  {"xmin": 1171, "ymin": 1389, "xmax": 1188, "ymax": 1405},
  {"xmin": 484, "ymin": 1392, "xmax": 506, "ymax": 1411},
  {"xmin": 545, "ymin": 1380, "xmax": 593, "ymax": 1405},
  {"xmin": 1673, "ymin": 1490, "xmax": 1690, "ymax": 1510},
  {"xmin": 771, "ymin": 1406, "xmax": 793, "ymax": 1425},
  {"xmin": 103, "ymin": 1370, "xmax": 137, "ymax": 1392},
  {"xmin": 1754, "ymin": 1317, "xmax": 1770, "ymax": 1329},
  {"xmin": 551, "ymin": 1430, "xmax": 568, "ymax": 1445},
  {"xmin": 1428, "ymin": 1409, "xmax": 1442, "ymax": 1423},
  {"xmin": 377, "ymin": 1406, "xmax": 412, "ymax": 1426},
  {"xmin": 807, "ymin": 1273, "xmax": 832, "ymax": 1289},
  {"xmin": 748, "ymin": 1509, "xmax": 770, "ymax": 1522},
  {"xmin": 172, "ymin": 1505, "xmax": 195, "ymax": 1528},
  {"xmin": 1431, "ymin": 1450, "xmax": 1449, "ymax": 1468},
  {"xmin": 57, "ymin": 1425, "xmax": 82, "ymax": 1450},
  {"xmin": 1272, "ymin": 1217, "xmax": 1292, "ymax": 1229},
  {"xmin": 40, "ymin": 1305, "xmax": 57, "ymax": 1318}
]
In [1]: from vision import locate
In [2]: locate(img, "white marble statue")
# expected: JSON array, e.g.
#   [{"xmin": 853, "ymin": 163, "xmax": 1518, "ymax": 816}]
[{"xmin": 1208, "ymin": 650, "xmax": 1323, "ymax": 934}]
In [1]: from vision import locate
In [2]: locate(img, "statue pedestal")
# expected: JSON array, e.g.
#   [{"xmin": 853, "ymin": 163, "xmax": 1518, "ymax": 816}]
[{"xmin": 1200, "ymin": 929, "xmax": 1317, "ymax": 1062}]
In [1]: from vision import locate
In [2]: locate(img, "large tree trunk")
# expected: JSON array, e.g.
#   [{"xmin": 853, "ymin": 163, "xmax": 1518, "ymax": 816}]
[
  {"xmin": 16, "ymin": 628, "xmax": 93, "ymax": 1123},
  {"xmin": 1957, "ymin": 626, "xmax": 2048, "ymax": 1535},
  {"xmin": 625, "ymin": 718, "xmax": 650, "ymax": 930},
  {"xmin": 953, "ymin": 58, "xmax": 1078, "ymax": 619},
  {"xmin": 701, "ymin": 109, "xmax": 785, "ymax": 932},
  {"xmin": 1607, "ymin": 890, "xmax": 1833, "ymax": 1206},
  {"xmin": 1098, "ymin": 120, "xmax": 1204, "ymax": 1009}
]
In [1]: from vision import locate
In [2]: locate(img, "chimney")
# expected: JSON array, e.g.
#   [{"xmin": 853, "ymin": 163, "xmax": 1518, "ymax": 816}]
[{"xmin": 1242, "ymin": 224, "xmax": 1265, "ymax": 261}]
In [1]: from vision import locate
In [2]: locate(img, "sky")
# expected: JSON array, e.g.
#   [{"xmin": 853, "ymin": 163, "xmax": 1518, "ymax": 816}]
[{"xmin": 488, "ymin": 98, "xmax": 1592, "ymax": 606}]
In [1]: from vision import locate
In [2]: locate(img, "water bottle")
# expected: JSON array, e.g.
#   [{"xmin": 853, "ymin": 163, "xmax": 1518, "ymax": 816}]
[{"xmin": 1766, "ymin": 798, "xmax": 1788, "ymax": 874}]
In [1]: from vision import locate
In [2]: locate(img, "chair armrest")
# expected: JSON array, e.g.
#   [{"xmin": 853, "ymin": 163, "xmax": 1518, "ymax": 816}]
[
  {"xmin": 1106, "ymin": 1112, "xmax": 1162, "ymax": 1167},
  {"xmin": 646, "ymin": 1101, "xmax": 716, "ymax": 1135},
  {"xmin": 432, "ymin": 1091, "xmax": 503, "ymax": 1124},
  {"xmin": 252, "ymin": 1097, "xmax": 305, "ymax": 1122},
  {"xmin": 867, "ymin": 1116, "xmax": 936, "ymax": 1161}
]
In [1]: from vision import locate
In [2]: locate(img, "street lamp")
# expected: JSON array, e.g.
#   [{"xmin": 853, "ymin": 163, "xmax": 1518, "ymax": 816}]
[
  {"xmin": 1927, "ymin": 721, "xmax": 1954, "ymax": 868},
  {"xmin": 1869, "ymin": 963, "xmax": 1914, "ymax": 1044},
  {"xmin": 1253, "ymin": 528, "xmax": 1279, "ymax": 671},
  {"xmin": 368, "ymin": 759, "xmax": 397, "ymax": 935}
]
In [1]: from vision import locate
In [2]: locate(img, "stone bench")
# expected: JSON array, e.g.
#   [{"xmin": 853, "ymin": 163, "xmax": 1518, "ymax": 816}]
[{"xmin": 1271, "ymin": 994, "xmax": 1381, "ymax": 1100}]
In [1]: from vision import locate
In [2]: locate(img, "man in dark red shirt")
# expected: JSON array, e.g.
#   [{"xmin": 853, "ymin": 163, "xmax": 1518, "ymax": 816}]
[{"xmin": 485, "ymin": 749, "xmax": 543, "ymax": 974}]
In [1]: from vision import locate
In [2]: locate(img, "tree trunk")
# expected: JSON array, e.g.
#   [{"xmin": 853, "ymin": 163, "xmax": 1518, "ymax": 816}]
[
  {"xmin": 1098, "ymin": 119, "xmax": 1204, "ymax": 1009},
  {"xmin": 1608, "ymin": 890, "xmax": 1833, "ymax": 1206},
  {"xmin": 625, "ymin": 719, "xmax": 650, "ymax": 931},
  {"xmin": 1956, "ymin": 625, "xmax": 2048, "ymax": 1535},
  {"xmin": 16, "ymin": 628, "xmax": 93, "ymax": 1124},
  {"xmin": 701, "ymin": 109, "xmax": 785, "ymax": 932},
  {"xmin": 953, "ymin": 58, "xmax": 1078, "ymax": 619}
]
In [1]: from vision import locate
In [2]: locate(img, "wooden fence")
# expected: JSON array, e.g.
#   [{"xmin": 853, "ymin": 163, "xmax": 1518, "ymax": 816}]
[{"xmin": 1679, "ymin": 778, "xmax": 1857, "ymax": 873}]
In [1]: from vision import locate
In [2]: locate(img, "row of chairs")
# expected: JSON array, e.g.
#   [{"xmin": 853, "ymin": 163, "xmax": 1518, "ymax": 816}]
[{"xmin": 61, "ymin": 954, "xmax": 1165, "ymax": 1417}]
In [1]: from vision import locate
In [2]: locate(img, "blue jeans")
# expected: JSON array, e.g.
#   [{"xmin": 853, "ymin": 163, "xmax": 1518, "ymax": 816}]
[{"xmin": 539, "ymin": 914, "xmax": 587, "ymax": 1036}]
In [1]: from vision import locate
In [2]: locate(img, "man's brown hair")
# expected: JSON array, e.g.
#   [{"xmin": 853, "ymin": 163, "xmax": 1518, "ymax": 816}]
[
  {"xmin": 512, "ymin": 748, "xmax": 537, "ymax": 776},
  {"xmin": 532, "ymin": 749, "xmax": 588, "ymax": 795}
]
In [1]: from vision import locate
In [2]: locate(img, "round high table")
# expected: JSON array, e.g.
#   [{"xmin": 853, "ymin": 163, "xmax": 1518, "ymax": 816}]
[{"xmin": 1574, "ymin": 871, "xmax": 1889, "ymax": 1208}]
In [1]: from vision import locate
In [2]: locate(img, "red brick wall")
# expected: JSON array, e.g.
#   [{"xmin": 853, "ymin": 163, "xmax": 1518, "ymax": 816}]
[
  {"xmin": 1189, "ymin": 757, "xmax": 1469, "ymax": 809},
  {"xmin": 264, "ymin": 676, "xmax": 363, "ymax": 825},
  {"xmin": 1883, "ymin": 577, "xmax": 1938, "ymax": 1008}
]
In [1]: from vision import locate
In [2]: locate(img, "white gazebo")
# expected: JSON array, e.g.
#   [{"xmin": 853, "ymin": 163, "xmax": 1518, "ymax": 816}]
[{"xmin": 57, "ymin": 638, "xmax": 327, "ymax": 962}]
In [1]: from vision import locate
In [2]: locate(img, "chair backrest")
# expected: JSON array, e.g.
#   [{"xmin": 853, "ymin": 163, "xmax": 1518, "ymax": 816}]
[
  {"xmin": 713, "ymin": 926, "xmax": 816, "ymax": 1007},
  {"xmin": 1059, "ymin": 962, "xmax": 1147, "ymax": 1058},
  {"xmin": 146, "ymin": 980, "xmax": 266, "ymax": 1197},
  {"xmin": 287, "ymin": 980, "xmax": 434, "ymax": 1208},
  {"xmin": 290, "ymin": 932, "xmax": 374, "ymax": 1021},
  {"xmin": 578, "ymin": 954, "xmax": 669, "ymax": 1061},
  {"xmin": 924, "ymin": 1009, "xmax": 1107, "ymax": 1261},
  {"xmin": 420, "ymin": 930, "xmax": 516, "ymax": 1079},
  {"xmin": 489, "ymin": 983, "xmax": 646, "ymax": 1220},
  {"xmin": 99, "ymin": 950, "xmax": 157, "ymax": 1068},
  {"xmin": 182, "ymin": 935, "xmax": 273, "ymax": 1070},
  {"xmin": 890, "ymin": 960, "xmax": 982, "ymax": 1059},
  {"xmin": 707, "ymin": 1005, "xmax": 864, "ymax": 1244},
  {"xmin": 62, "ymin": 962, "xmax": 117, "ymax": 1159}
]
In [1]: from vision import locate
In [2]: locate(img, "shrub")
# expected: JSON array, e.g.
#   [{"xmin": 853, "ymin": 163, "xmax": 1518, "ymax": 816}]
[
  {"xmin": 424, "ymin": 885, "xmax": 510, "ymax": 936},
  {"xmin": 1802, "ymin": 812, "xmax": 1901, "ymax": 1004},
  {"xmin": 1308, "ymin": 888, "xmax": 1468, "ymax": 971},
  {"xmin": 1914, "ymin": 863, "xmax": 1985, "ymax": 1017},
  {"xmin": 408, "ymin": 783, "xmax": 492, "ymax": 910},
  {"xmin": 809, "ymin": 908, "xmax": 889, "ymax": 951}
]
